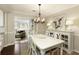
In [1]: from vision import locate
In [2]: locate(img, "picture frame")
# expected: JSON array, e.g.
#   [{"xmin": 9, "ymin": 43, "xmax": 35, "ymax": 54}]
[{"xmin": 53, "ymin": 17, "xmax": 63, "ymax": 29}]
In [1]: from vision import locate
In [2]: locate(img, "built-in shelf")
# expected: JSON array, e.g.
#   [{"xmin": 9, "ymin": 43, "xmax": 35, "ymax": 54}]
[{"xmin": 46, "ymin": 30, "xmax": 74, "ymax": 53}]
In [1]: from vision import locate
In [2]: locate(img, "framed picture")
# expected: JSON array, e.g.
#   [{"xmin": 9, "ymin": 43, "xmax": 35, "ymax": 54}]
[{"xmin": 53, "ymin": 17, "xmax": 63, "ymax": 29}]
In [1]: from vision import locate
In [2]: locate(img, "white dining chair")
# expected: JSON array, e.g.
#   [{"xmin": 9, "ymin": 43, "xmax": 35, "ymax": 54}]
[{"xmin": 27, "ymin": 36, "xmax": 38, "ymax": 55}]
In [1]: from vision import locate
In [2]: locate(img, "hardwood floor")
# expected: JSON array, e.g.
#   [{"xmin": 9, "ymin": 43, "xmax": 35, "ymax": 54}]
[
  {"xmin": 0, "ymin": 45, "xmax": 79, "ymax": 55},
  {"xmin": 1, "ymin": 45, "xmax": 14, "ymax": 55}
]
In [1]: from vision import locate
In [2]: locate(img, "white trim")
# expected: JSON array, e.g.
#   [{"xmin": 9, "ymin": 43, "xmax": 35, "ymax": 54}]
[
  {"xmin": 74, "ymin": 49, "xmax": 79, "ymax": 53},
  {"xmin": 3, "ymin": 42, "xmax": 15, "ymax": 48}
]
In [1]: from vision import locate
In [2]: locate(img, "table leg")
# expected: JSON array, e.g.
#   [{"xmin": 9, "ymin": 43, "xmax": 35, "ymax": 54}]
[
  {"xmin": 40, "ymin": 50, "xmax": 45, "ymax": 55},
  {"xmin": 60, "ymin": 44, "xmax": 63, "ymax": 55},
  {"xmin": 0, "ymin": 48, "xmax": 1, "ymax": 55},
  {"xmin": 15, "ymin": 41, "xmax": 21, "ymax": 55}
]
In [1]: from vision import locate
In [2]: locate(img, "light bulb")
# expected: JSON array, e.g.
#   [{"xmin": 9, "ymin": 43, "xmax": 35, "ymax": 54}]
[
  {"xmin": 34, "ymin": 18, "xmax": 36, "ymax": 22},
  {"xmin": 37, "ymin": 17, "xmax": 40, "ymax": 22},
  {"xmin": 41, "ymin": 18, "xmax": 45, "ymax": 22}
]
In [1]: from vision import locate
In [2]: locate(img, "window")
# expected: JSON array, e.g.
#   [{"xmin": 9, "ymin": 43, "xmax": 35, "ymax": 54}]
[{"xmin": 14, "ymin": 16, "xmax": 32, "ymax": 31}]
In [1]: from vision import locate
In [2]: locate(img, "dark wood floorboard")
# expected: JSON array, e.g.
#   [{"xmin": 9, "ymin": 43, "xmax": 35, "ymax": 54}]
[
  {"xmin": 1, "ymin": 45, "xmax": 14, "ymax": 55},
  {"xmin": 0, "ymin": 45, "xmax": 79, "ymax": 55}
]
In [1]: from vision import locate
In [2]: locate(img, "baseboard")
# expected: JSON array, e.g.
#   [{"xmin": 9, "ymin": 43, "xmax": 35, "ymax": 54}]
[
  {"xmin": 74, "ymin": 49, "xmax": 79, "ymax": 53},
  {"xmin": 3, "ymin": 42, "xmax": 15, "ymax": 48}
]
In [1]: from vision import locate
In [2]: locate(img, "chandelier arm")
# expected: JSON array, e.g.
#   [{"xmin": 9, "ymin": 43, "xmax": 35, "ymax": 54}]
[{"xmin": 38, "ymin": 4, "xmax": 41, "ymax": 17}]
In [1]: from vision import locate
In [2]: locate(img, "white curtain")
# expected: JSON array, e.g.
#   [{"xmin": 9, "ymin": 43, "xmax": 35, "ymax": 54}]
[{"xmin": 0, "ymin": 10, "xmax": 3, "ymax": 27}]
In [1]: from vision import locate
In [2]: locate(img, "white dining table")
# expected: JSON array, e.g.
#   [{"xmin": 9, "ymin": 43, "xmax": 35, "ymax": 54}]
[{"xmin": 31, "ymin": 34, "xmax": 64, "ymax": 55}]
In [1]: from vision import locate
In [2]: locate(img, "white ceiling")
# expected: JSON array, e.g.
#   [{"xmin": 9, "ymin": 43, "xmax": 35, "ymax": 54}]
[{"xmin": 0, "ymin": 4, "xmax": 78, "ymax": 17}]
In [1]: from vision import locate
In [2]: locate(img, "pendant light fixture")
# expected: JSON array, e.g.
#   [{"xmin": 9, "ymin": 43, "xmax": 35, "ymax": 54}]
[{"xmin": 34, "ymin": 4, "xmax": 45, "ymax": 23}]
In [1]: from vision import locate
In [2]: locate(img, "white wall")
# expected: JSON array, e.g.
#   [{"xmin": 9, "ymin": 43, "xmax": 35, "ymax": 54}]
[
  {"xmin": 33, "ymin": 22, "xmax": 47, "ymax": 34},
  {"xmin": 0, "ymin": 10, "xmax": 3, "ymax": 27},
  {"xmin": 4, "ymin": 12, "xmax": 15, "ymax": 46}
]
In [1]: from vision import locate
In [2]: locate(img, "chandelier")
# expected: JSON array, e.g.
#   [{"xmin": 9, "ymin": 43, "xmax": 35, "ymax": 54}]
[{"xmin": 34, "ymin": 4, "xmax": 45, "ymax": 23}]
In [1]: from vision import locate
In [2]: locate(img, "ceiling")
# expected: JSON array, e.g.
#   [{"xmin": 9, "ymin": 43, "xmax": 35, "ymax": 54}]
[{"xmin": 0, "ymin": 4, "xmax": 78, "ymax": 17}]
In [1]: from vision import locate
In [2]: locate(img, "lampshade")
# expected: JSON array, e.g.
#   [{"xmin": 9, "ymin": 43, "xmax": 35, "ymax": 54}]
[{"xmin": 66, "ymin": 20, "xmax": 73, "ymax": 25}]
